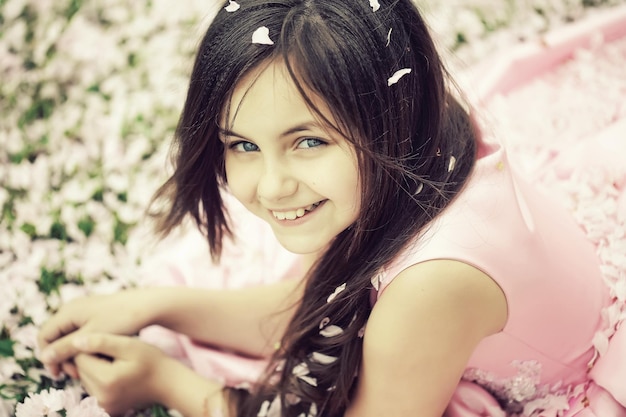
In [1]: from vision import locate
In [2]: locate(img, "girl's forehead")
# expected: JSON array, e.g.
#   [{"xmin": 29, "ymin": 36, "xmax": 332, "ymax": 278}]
[
  {"xmin": 220, "ymin": 61, "xmax": 286, "ymax": 126},
  {"xmin": 222, "ymin": 60, "xmax": 336, "ymax": 131}
]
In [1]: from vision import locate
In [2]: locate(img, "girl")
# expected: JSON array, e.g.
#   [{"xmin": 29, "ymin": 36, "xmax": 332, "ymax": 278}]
[{"xmin": 37, "ymin": 0, "xmax": 626, "ymax": 416}]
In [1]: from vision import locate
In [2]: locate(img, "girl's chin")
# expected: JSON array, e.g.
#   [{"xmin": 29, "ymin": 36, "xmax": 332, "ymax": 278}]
[{"xmin": 274, "ymin": 236, "xmax": 329, "ymax": 257}]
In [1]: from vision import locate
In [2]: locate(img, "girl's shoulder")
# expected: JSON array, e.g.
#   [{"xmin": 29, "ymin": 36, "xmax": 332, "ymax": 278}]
[
  {"xmin": 347, "ymin": 259, "xmax": 506, "ymax": 417},
  {"xmin": 370, "ymin": 259, "xmax": 507, "ymax": 341}
]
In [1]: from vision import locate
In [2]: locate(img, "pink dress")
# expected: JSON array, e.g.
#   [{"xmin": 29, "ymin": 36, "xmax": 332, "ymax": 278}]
[{"xmin": 372, "ymin": 132, "xmax": 626, "ymax": 416}]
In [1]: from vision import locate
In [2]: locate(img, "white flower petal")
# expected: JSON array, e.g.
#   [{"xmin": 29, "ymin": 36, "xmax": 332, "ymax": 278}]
[
  {"xmin": 293, "ymin": 362, "xmax": 317, "ymax": 386},
  {"xmin": 358, "ymin": 325, "xmax": 366, "ymax": 338},
  {"xmin": 371, "ymin": 272, "xmax": 383, "ymax": 291},
  {"xmin": 448, "ymin": 155, "xmax": 457, "ymax": 172},
  {"xmin": 257, "ymin": 396, "xmax": 281, "ymax": 417},
  {"xmin": 369, "ymin": 0, "xmax": 381, "ymax": 12},
  {"xmin": 326, "ymin": 282, "xmax": 346, "ymax": 303},
  {"xmin": 311, "ymin": 352, "xmax": 338, "ymax": 365},
  {"xmin": 257, "ymin": 400, "xmax": 270, "ymax": 417},
  {"xmin": 320, "ymin": 325, "xmax": 344, "ymax": 337},
  {"xmin": 225, "ymin": 0, "xmax": 240, "ymax": 12},
  {"xmin": 268, "ymin": 396, "xmax": 282, "ymax": 417},
  {"xmin": 252, "ymin": 26, "xmax": 274, "ymax": 45},
  {"xmin": 293, "ymin": 362, "xmax": 310, "ymax": 377},
  {"xmin": 386, "ymin": 28, "xmax": 392, "ymax": 47},
  {"xmin": 387, "ymin": 68, "xmax": 412, "ymax": 86},
  {"xmin": 298, "ymin": 375, "xmax": 318, "ymax": 386},
  {"xmin": 319, "ymin": 317, "xmax": 331, "ymax": 329}
]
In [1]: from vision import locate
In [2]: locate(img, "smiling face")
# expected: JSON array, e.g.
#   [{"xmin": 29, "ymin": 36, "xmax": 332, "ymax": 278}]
[{"xmin": 220, "ymin": 61, "xmax": 361, "ymax": 256}]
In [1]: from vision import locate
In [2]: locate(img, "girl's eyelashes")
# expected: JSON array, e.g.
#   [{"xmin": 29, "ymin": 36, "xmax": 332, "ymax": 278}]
[
  {"xmin": 297, "ymin": 137, "xmax": 327, "ymax": 149},
  {"xmin": 227, "ymin": 137, "xmax": 328, "ymax": 152},
  {"xmin": 229, "ymin": 141, "xmax": 259, "ymax": 152}
]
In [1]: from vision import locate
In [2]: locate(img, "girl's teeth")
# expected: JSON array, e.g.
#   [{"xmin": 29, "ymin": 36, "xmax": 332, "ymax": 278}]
[{"xmin": 273, "ymin": 203, "xmax": 320, "ymax": 220}]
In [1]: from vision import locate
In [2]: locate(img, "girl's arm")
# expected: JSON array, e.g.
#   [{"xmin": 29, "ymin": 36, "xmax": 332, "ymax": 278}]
[
  {"xmin": 345, "ymin": 259, "xmax": 507, "ymax": 417},
  {"xmin": 38, "ymin": 278, "xmax": 304, "ymax": 372},
  {"xmin": 151, "ymin": 278, "xmax": 303, "ymax": 356}
]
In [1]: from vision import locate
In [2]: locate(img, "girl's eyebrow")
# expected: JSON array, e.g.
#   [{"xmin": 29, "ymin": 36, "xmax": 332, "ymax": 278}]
[{"xmin": 218, "ymin": 122, "xmax": 324, "ymax": 140}]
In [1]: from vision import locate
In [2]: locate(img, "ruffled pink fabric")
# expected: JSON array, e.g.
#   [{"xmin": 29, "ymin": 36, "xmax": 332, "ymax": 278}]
[
  {"xmin": 446, "ymin": 324, "xmax": 626, "ymax": 416},
  {"xmin": 446, "ymin": 320, "xmax": 626, "ymax": 416}
]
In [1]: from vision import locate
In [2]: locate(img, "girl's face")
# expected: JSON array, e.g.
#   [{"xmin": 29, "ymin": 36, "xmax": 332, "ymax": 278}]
[{"xmin": 220, "ymin": 61, "xmax": 361, "ymax": 255}]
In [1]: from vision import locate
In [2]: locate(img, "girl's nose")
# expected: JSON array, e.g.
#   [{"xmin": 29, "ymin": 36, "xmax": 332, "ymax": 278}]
[{"xmin": 257, "ymin": 160, "xmax": 298, "ymax": 202}]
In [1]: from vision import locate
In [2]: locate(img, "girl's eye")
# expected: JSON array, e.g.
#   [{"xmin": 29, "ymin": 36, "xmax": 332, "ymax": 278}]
[
  {"xmin": 230, "ymin": 141, "xmax": 259, "ymax": 152},
  {"xmin": 297, "ymin": 138, "xmax": 326, "ymax": 149}
]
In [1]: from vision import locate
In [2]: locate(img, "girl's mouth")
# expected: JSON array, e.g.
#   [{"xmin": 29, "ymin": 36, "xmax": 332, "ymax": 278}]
[{"xmin": 272, "ymin": 201, "xmax": 324, "ymax": 220}]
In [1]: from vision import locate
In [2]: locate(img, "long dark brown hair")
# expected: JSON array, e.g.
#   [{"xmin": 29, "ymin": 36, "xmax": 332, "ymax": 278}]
[{"xmin": 151, "ymin": 0, "xmax": 477, "ymax": 415}]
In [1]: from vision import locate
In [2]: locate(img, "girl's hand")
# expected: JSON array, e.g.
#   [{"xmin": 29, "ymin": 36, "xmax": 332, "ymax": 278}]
[
  {"xmin": 72, "ymin": 334, "xmax": 173, "ymax": 416},
  {"xmin": 38, "ymin": 290, "xmax": 157, "ymax": 376},
  {"xmin": 73, "ymin": 333, "xmax": 227, "ymax": 417}
]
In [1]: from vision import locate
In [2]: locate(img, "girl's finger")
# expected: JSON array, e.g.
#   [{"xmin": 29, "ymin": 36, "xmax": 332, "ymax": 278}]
[
  {"xmin": 73, "ymin": 355, "xmax": 108, "ymax": 406},
  {"xmin": 74, "ymin": 352, "xmax": 114, "ymax": 380},
  {"xmin": 38, "ymin": 312, "xmax": 82, "ymax": 348},
  {"xmin": 74, "ymin": 353, "xmax": 126, "ymax": 415},
  {"xmin": 39, "ymin": 333, "xmax": 85, "ymax": 366},
  {"xmin": 60, "ymin": 361, "xmax": 79, "ymax": 379},
  {"xmin": 43, "ymin": 363, "xmax": 61, "ymax": 378},
  {"xmin": 72, "ymin": 333, "xmax": 135, "ymax": 360}
]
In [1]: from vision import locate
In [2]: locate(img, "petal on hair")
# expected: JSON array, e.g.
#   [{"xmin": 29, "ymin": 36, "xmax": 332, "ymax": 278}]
[
  {"xmin": 252, "ymin": 26, "xmax": 274, "ymax": 45},
  {"xmin": 225, "ymin": 0, "xmax": 240, "ymax": 12},
  {"xmin": 414, "ymin": 182, "xmax": 424, "ymax": 196},
  {"xmin": 326, "ymin": 282, "xmax": 347, "ymax": 303},
  {"xmin": 358, "ymin": 325, "xmax": 366, "ymax": 338},
  {"xmin": 371, "ymin": 272, "xmax": 383, "ymax": 291},
  {"xmin": 320, "ymin": 325, "xmax": 344, "ymax": 337},
  {"xmin": 386, "ymin": 28, "xmax": 392, "ymax": 47},
  {"xmin": 448, "ymin": 155, "xmax": 457, "ymax": 172},
  {"xmin": 258, "ymin": 400, "xmax": 270, "ymax": 417},
  {"xmin": 311, "ymin": 351, "xmax": 338, "ymax": 365},
  {"xmin": 387, "ymin": 68, "xmax": 412, "ymax": 86},
  {"xmin": 369, "ymin": 0, "xmax": 381, "ymax": 12},
  {"xmin": 299, "ymin": 375, "xmax": 318, "ymax": 386},
  {"xmin": 267, "ymin": 396, "xmax": 282, "ymax": 417},
  {"xmin": 293, "ymin": 362, "xmax": 310, "ymax": 377},
  {"xmin": 293, "ymin": 362, "xmax": 318, "ymax": 386},
  {"xmin": 319, "ymin": 316, "xmax": 331, "ymax": 329},
  {"xmin": 309, "ymin": 402, "xmax": 319, "ymax": 417}
]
